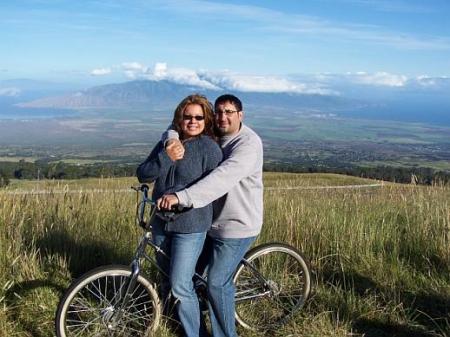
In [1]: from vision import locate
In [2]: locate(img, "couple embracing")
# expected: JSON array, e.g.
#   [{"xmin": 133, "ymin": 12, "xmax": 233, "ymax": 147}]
[{"xmin": 137, "ymin": 94, "xmax": 263, "ymax": 337}]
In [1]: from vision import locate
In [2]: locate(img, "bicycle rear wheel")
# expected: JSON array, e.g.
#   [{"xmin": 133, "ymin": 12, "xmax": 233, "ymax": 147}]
[
  {"xmin": 234, "ymin": 243, "xmax": 311, "ymax": 331},
  {"xmin": 55, "ymin": 265, "xmax": 161, "ymax": 337}
]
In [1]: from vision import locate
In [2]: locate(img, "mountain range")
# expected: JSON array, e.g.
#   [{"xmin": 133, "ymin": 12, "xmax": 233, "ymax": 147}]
[
  {"xmin": 16, "ymin": 79, "xmax": 353, "ymax": 115},
  {"xmin": 2, "ymin": 78, "xmax": 450, "ymax": 126}
]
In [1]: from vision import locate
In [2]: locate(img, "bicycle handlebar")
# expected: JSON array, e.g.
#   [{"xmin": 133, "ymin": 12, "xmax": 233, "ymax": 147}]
[
  {"xmin": 132, "ymin": 184, "xmax": 156, "ymax": 230},
  {"xmin": 131, "ymin": 184, "xmax": 192, "ymax": 229},
  {"xmin": 132, "ymin": 184, "xmax": 187, "ymax": 230}
]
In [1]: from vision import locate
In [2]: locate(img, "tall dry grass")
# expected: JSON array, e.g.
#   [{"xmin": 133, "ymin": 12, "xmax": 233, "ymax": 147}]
[{"xmin": 0, "ymin": 174, "xmax": 449, "ymax": 336}]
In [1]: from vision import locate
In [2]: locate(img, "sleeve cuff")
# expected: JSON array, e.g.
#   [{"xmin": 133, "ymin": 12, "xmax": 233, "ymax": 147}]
[
  {"xmin": 175, "ymin": 190, "xmax": 193, "ymax": 208},
  {"xmin": 162, "ymin": 129, "xmax": 180, "ymax": 146}
]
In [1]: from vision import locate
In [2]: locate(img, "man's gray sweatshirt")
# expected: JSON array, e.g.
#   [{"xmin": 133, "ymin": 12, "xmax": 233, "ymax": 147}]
[{"xmin": 169, "ymin": 124, "xmax": 264, "ymax": 239}]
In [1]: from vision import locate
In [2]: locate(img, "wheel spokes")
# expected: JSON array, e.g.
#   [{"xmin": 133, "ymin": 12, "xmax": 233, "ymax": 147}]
[
  {"xmin": 64, "ymin": 273, "xmax": 156, "ymax": 337},
  {"xmin": 234, "ymin": 247, "xmax": 310, "ymax": 331}
]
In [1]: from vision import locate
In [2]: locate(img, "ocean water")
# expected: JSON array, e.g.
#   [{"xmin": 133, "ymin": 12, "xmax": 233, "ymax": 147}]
[
  {"xmin": 0, "ymin": 103, "xmax": 77, "ymax": 119},
  {"xmin": 340, "ymin": 100, "xmax": 450, "ymax": 127}
]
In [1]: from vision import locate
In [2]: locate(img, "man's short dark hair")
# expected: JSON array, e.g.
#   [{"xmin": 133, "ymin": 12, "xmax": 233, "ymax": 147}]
[{"xmin": 215, "ymin": 94, "xmax": 243, "ymax": 112}]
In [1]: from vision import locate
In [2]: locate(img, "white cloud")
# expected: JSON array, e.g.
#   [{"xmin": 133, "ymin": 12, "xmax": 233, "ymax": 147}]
[
  {"xmin": 334, "ymin": 0, "xmax": 433, "ymax": 13},
  {"xmin": 153, "ymin": 62, "xmax": 167, "ymax": 78},
  {"xmin": 200, "ymin": 70, "xmax": 337, "ymax": 95},
  {"xmin": 118, "ymin": 62, "xmax": 337, "ymax": 94},
  {"xmin": 121, "ymin": 62, "xmax": 220, "ymax": 90},
  {"xmin": 415, "ymin": 75, "xmax": 450, "ymax": 88},
  {"xmin": 101, "ymin": 60, "xmax": 450, "ymax": 94},
  {"xmin": 416, "ymin": 75, "xmax": 436, "ymax": 87},
  {"xmin": 117, "ymin": 62, "xmax": 449, "ymax": 93},
  {"xmin": 122, "ymin": 62, "xmax": 149, "ymax": 79},
  {"xmin": 348, "ymin": 72, "xmax": 408, "ymax": 87},
  {"xmin": 122, "ymin": 62, "xmax": 148, "ymax": 71},
  {"xmin": 290, "ymin": 72, "xmax": 450, "ymax": 92},
  {"xmin": 411, "ymin": 75, "xmax": 450, "ymax": 90},
  {"xmin": 156, "ymin": 0, "xmax": 450, "ymax": 51},
  {"xmin": 90, "ymin": 67, "xmax": 112, "ymax": 76},
  {"xmin": 150, "ymin": 64, "xmax": 219, "ymax": 89},
  {"xmin": 0, "ymin": 87, "xmax": 21, "ymax": 96}
]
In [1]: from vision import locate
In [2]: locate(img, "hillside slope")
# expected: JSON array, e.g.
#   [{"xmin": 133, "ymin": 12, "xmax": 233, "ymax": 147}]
[{"xmin": 0, "ymin": 173, "xmax": 448, "ymax": 336}]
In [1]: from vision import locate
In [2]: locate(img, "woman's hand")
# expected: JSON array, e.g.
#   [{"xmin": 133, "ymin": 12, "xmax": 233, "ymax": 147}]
[
  {"xmin": 166, "ymin": 139, "xmax": 185, "ymax": 161},
  {"xmin": 157, "ymin": 194, "xmax": 179, "ymax": 210}
]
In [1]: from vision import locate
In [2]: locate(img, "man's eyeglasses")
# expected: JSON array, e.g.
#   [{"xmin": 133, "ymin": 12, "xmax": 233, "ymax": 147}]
[
  {"xmin": 214, "ymin": 109, "xmax": 240, "ymax": 116},
  {"xmin": 183, "ymin": 115, "xmax": 205, "ymax": 121}
]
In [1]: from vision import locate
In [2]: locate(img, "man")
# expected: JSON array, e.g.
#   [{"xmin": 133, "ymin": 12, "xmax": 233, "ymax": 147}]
[{"xmin": 158, "ymin": 94, "xmax": 263, "ymax": 337}]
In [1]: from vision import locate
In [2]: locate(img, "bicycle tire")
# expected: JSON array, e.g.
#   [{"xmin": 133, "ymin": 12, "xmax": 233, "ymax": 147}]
[
  {"xmin": 55, "ymin": 265, "xmax": 161, "ymax": 337},
  {"xmin": 234, "ymin": 243, "xmax": 311, "ymax": 331}
]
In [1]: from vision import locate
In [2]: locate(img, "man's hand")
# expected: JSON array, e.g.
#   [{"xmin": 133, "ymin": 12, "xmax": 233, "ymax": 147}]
[
  {"xmin": 166, "ymin": 139, "xmax": 185, "ymax": 161},
  {"xmin": 157, "ymin": 194, "xmax": 180, "ymax": 210}
]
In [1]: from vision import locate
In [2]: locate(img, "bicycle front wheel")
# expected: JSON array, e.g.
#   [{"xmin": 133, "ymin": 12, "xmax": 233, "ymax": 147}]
[
  {"xmin": 234, "ymin": 243, "xmax": 311, "ymax": 331},
  {"xmin": 55, "ymin": 265, "xmax": 161, "ymax": 337}
]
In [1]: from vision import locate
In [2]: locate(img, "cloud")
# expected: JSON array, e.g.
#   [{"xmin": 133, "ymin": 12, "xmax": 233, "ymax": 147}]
[
  {"xmin": 200, "ymin": 70, "xmax": 337, "ymax": 95},
  {"xmin": 154, "ymin": 64, "xmax": 220, "ymax": 90},
  {"xmin": 153, "ymin": 62, "xmax": 167, "ymax": 78},
  {"xmin": 122, "ymin": 62, "xmax": 148, "ymax": 72},
  {"xmin": 90, "ymin": 67, "xmax": 112, "ymax": 76},
  {"xmin": 121, "ymin": 62, "xmax": 220, "ymax": 90},
  {"xmin": 106, "ymin": 60, "xmax": 450, "ymax": 94},
  {"xmin": 291, "ymin": 71, "xmax": 410, "ymax": 88},
  {"xmin": 291, "ymin": 72, "xmax": 450, "ymax": 94},
  {"xmin": 343, "ymin": 72, "xmax": 408, "ymax": 87},
  {"xmin": 414, "ymin": 75, "xmax": 450, "ymax": 88},
  {"xmin": 0, "ymin": 87, "xmax": 21, "ymax": 96},
  {"xmin": 416, "ymin": 76, "xmax": 437, "ymax": 87},
  {"xmin": 156, "ymin": 0, "xmax": 450, "ymax": 51},
  {"xmin": 118, "ymin": 62, "xmax": 450, "ymax": 93},
  {"xmin": 122, "ymin": 62, "xmax": 149, "ymax": 79},
  {"xmin": 118, "ymin": 62, "xmax": 336, "ymax": 94},
  {"xmin": 331, "ymin": 0, "xmax": 433, "ymax": 13}
]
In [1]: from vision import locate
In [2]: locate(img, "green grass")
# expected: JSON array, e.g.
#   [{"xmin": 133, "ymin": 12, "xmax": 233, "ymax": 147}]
[
  {"xmin": 356, "ymin": 160, "xmax": 450, "ymax": 171},
  {"xmin": 251, "ymin": 115, "xmax": 450, "ymax": 145},
  {"xmin": 0, "ymin": 156, "xmax": 37, "ymax": 163},
  {"xmin": 48, "ymin": 159, "xmax": 115, "ymax": 164},
  {"xmin": 5, "ymin": 177, "xmax": 136, "ymax": 190},
  {"xmin": 1, "ymin": 174, "xmax": 449, "ymax": 336}
]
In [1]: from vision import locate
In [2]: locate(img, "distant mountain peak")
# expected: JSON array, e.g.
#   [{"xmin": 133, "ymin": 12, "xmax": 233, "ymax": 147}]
[{"xmin": 16, "ymin": 79, "xmax": 348, "ymax": 111}]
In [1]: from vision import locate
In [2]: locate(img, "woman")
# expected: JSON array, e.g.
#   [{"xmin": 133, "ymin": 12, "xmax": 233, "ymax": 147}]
[{"xmin": 137, "ymin": 94, "xmax": 222, "ymax": 337}]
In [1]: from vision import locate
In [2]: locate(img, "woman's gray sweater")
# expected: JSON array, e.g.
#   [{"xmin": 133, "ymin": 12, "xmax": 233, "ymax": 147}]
[{"xmin": 137, "ymin": 135, "xmax": 222, "ymax": 233}]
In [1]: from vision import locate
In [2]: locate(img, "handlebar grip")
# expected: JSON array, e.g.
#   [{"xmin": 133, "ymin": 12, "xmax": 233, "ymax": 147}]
[
  {"xmin": 140, "ymin": 184, "xmax": 150, "ymax": 192},
  {"xmin": 175, "ymin": 204, "xmax": 184, "ymax": 212}
]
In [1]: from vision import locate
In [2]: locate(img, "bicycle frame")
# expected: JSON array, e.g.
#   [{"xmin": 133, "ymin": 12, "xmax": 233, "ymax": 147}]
[
  {"xmin": 122, "ymin": 185, "xmax": 208, "ymax": 290},
  {"xmin": 234, "ymin": 259, "xmax": 272, "ymax": 302},
  {"xmin": 126, "ymin": 185, "xmax": 276, "ymax": 308}
]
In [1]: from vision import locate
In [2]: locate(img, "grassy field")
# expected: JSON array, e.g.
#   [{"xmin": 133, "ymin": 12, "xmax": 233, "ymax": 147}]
[
  {"xmin": 251, "ymin": 115, "xmax": 450, "ymax": 145},
  {"xmin": 0, "ymin": 173, "xmax": 449, "ymax": 337}
]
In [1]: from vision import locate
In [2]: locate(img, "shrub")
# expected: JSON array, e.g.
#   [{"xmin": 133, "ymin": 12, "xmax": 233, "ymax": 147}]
[{"xmin": 0, "ymin": 170, "xmax": 9, "ymax": 187}]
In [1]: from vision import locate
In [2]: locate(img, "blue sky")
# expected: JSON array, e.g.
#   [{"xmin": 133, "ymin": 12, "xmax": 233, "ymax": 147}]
[{"xmin": 1, "ymin": 0, "xmax": 450, "ymax": 93}]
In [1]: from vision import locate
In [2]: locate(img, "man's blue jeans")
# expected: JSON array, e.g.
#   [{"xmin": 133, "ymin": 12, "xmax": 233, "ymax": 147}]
[
  {"xmin": 201, "ymin": 235, "xmax": 256, "ymax": 337},
  {"xmin": 153, "ymin": 228, "xmax": 207, "ymax": 337}
]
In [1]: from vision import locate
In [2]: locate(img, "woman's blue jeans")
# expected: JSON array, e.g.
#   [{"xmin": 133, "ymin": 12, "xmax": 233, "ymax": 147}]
[{"xmin": 153, "ymin": 228, "xmax": 207, "ymax": 337}]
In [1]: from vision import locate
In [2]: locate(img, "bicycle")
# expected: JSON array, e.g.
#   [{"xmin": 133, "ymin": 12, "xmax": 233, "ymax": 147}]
[{"xmin": 55, "ymin": 184, "xmax": 311, "ymax": 336}]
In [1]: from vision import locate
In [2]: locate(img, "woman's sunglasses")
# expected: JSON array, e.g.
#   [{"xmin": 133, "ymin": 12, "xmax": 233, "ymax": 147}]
[{"xmin": 183, "ymin": 115, "xmax": 205, "ymax": 121}]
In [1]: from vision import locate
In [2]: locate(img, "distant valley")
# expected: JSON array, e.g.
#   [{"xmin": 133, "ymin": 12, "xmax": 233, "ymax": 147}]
[{"xmin": 0, "ymin": 78, "xmax": 449, "ymax": 175}]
